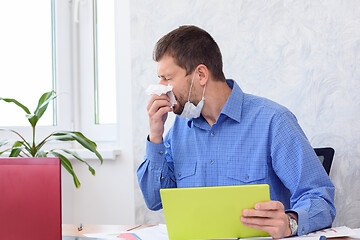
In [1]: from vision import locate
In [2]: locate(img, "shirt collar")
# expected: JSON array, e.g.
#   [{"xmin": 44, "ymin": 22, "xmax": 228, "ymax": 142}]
[
  {"xmin": 220, "ymin": 79, "xmax": 243, "ymax": 123},
  {"xmin": 187, "ymin": 79, "xmax": 243, "ymax": 128}
]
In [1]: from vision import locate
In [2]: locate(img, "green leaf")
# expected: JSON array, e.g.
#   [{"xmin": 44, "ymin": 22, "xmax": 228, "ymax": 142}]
[
  {"xmin": 23, "ymin": 91, "xmax": 56, "ymax": 128},
  {"xmin": 0, "ymin": 131, "xmax": 32, "ymax": 156},
  {"xmin": 0, "ymin": 140, "xmax": 9, "ymax": 148},
  {"xmin": 26, "ymin": 114, "xmax": 38, "ymax": 128},
  {"xmin": 34, "ymin": 133, "xmax": 56, "ymax": 152},
  {"xmin": 59, "ymin": 149, "xmax": 96, "ymax": 175},
  {"xmin": 9, "ymin": 141, "xmax": 24, "ymax": 157},
  {"xmin": 13, "ymin": 141, "xmax": 23, "ymax": 147},
  {"xmin": 36, "ymin": 150, "xmax": 48, "ymax": 157},
  {"xmin": 53, "ymin": 131, "xmax": 97, "ymax": 148},
  {"xmin": 34, "ymin": 91, "xmax": 56, "ymax": 121},
  {"xmin": 53, "ymin": 131, "xmax": 103, "ymax": 164},
  {"xmin": 9, "ymin": 148, "xmax": 22, "ymax": 157},
  {"xmin": 50, "ymin": 135, "xmax": 76, "ymax": 142},
  {"xmin": 0, "ymin": 97, "xmax": 31, "ymax": 114},
  {"xmin": 35, "ymin": 134, "xmax": 74, "ymax": 152},
  {"xmin": 51, "ymin": 151, "xmax": 81, "ymax": 188},
  {"xmin": 0, "ymin": 128, "xmax": 31, "ymax": 149},
  {"xmin": 0, "ymin": 148, "xmax": 11, "ymax": 155}
]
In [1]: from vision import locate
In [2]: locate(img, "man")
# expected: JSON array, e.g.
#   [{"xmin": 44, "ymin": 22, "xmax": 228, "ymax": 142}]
[{"xmin": 137, "ymin": 25, "xmax": 335, "ymax": 238}]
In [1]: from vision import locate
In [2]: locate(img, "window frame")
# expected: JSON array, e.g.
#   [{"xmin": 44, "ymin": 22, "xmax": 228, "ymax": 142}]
[{"xmin": 77, "ymin": 0, "xmax": 117, "ymax": 142}]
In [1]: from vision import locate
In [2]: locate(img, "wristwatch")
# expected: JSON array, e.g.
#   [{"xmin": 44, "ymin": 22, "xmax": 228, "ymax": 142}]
[{"xmin": 286, "ymin": 213, "xmax": 298, "ymax": 236}]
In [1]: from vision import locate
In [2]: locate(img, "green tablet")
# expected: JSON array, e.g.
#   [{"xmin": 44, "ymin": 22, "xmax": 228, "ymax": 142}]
[{"xmin": 160, "ymin": 184, "xmax": 271, "ymax": 240}]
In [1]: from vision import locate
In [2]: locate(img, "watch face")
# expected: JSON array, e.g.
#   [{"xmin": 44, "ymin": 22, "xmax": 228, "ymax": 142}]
[
  {"xmin": 291, "ymin": 219, "xmax": 298, "ymax": 233},
  {"xmin": 287, "ymin": 214, "xmax": 298, "ymax": 235}
]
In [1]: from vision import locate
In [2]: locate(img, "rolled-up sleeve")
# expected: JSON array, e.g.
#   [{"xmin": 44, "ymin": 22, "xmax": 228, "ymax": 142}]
[{"xmin": 271, "ymin": 111, "xmax": 336, "ymax": 235}]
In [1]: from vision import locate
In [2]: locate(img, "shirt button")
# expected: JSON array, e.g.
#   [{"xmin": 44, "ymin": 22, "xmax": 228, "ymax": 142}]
[
  {"xmin": 178, "ymin": 172, "xmax": 182, "ymax": 177},
  {"xmin": 244, "ymin": 174, "xmax": 249, "ymax": 180},
  {"xmin": 210, "ymin": 160, "xmax": 214, "ymax": 164},
  {"xmin": 159, "ymin": 151, "xmax": 164, "ymax": 155},
  {"xmin": 211, "ymin": 132, "xmax": 215, "ymax": 136}
]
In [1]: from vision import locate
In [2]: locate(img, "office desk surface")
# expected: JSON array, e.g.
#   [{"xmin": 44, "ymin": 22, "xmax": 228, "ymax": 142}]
[
  {"xmin": 62, "ymin": 224, "xmax": 149, "ymax": 237},
  {"xmin": 63, "ymin": 224, "xmax": 358, "ymax": 240}
]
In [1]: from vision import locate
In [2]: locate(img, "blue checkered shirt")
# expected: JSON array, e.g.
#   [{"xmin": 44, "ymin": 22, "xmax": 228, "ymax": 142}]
[{"xmin": 137, "ymin": 79, "xmax": 335, "ymax": 235}]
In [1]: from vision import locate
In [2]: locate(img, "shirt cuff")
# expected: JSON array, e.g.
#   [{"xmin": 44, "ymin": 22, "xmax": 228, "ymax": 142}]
[
  {"xmin": 287, "ymin": 208, "xmax": 309, "ymax": 236},
  {"xmin": 145, "ymin": 135, "xmax": 166, "ymax": 170}
]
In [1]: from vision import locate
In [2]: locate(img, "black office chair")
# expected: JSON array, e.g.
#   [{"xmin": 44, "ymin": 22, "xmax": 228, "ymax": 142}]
[{"xmin": 314, "ymin": 147, "xmax": 335, "ymax": 175}]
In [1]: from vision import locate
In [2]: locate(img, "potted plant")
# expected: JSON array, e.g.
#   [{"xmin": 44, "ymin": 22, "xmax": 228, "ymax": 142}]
[{"xmin": 0, "ymin": 91, "xmax": 103, "ymax": 188}]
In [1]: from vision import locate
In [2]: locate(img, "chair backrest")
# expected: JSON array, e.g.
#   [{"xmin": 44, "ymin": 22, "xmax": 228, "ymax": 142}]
[{"xmin": 314, "ymin": 147, "xmax": 335, "ymax": 175}]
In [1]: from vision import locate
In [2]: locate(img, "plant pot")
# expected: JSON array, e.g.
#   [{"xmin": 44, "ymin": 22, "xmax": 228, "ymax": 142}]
[{"xmin": 0, "ymin": 157, "xmax": 62, "ymax": 240}]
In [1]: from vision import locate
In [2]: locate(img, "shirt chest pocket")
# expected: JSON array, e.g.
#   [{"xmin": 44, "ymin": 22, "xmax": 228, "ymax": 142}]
[
  {"xmin": 226, "ymin": 157, "xmax": 267, "ymax": 184},
  {"xmin": 175, "ymin": 161, "xmax": 197, "ymax": 181}
]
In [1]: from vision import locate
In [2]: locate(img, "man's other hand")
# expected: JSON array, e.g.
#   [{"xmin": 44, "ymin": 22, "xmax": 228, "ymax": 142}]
[
  {"xmin": 147, "ymin": 93, "xmax": 173, "ymax": 144},
  {"xmin": 241, "ymin": 200, "xmax": 296, "ymax": 239}
]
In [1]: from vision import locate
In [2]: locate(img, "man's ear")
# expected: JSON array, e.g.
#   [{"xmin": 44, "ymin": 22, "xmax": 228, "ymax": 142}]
[{"xmin": 196, "ymin": 64, "xmax": 209, "ymax": 86}]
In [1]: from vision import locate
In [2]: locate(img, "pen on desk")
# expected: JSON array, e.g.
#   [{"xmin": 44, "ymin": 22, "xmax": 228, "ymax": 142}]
[
  {"xmin": 78, "ymin": 223, "xmax": 83, "ymax": 231},
  {"xmin": 319, "ymin": 235, "xmax": 327, "ymax": 240}
]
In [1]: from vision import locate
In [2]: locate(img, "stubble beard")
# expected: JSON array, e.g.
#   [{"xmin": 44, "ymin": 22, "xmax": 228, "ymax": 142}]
[
  {"xmin": 173, "ymin": 74, "xmax": 194, "ymax": 115},
  {"xmin": 173, "ymin": 97, "xmax": 185, "ymax": 115}
]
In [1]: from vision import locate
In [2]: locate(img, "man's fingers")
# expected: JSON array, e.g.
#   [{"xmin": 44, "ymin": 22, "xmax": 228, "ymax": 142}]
[
  {"xmin": 241, "ymin": 216, "xmax": 283, "ymax": 226},
  {"xmin": 147, "ymin": 94, "xmax": 173, "ymax": 144},
  {"xmin": 147, "ymin": 94, "xmax": 170, "ymax": 111},
  {"xmin": 254, "ymin": 201, "xmax": 284, "ymax": 211},
  {"xmin": 149, "ymin": 106, "xmax": 172, "ymax": 125},
  {"xmin": 241, "ymin": 201, "xmax": 290, "ymax": 238},
  {"xmin": 243, "ymin": 209, "xmax": 279, "ymax": 218},
  {"xmin": 148, "ymin": 105, "xmax": 172, "ymax": 144},
  {"xmin": 155, "ymin": 106, "xmax": 173, "ymax": 118},
  {"xmin": 241, "ymin": 222, "xmax": 285, "ymax": 239},
  {"xmin": 148, "ymin": 99, "xmax": 172, "ymax": 117}
]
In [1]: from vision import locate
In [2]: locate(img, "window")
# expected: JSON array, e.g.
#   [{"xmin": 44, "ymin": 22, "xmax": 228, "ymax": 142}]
[
  {"xmin": 0, "ymin": 0, "xmax": 55, "ymax": 127},
  {"xmin": 1, "ymin": 0, "xmax": 124, "ymax": 148},
  {"xmin": 76, "ymin": 0, "xmax": 117, "ymax": 141}
]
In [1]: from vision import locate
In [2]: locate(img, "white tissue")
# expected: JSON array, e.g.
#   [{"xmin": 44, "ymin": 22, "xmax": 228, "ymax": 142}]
[
  {"xmin": 145, "ymin": 84, "xmax": 177, "ymax": 106},
  {"xmin": 145, "ymin": 84, "xmax": 172, "ymax": 96}
]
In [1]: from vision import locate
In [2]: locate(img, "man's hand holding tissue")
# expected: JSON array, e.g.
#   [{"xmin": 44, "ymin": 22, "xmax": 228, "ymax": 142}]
[
  {"xmin": 147, "ymin": 92, "xmax": 173, "ymax": 144},
  {"xmin": 146, "ymin": 84, "xmax": 177, "ymax": 144}
]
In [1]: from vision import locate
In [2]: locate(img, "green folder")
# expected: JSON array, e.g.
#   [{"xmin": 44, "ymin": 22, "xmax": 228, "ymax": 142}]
[{"xmin": 160, "ymin": 184, "xmax": 271, "ymax": 240}]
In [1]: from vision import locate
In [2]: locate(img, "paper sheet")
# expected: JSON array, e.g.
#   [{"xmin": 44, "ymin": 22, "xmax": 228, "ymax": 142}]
[
  {"xmin": 273, "ymin": 226, "xmax": 355, "ymax": 240},
  {"xmin": 85, "ymin": 225, "xmax": 356, "ymax": 240},
  {"xmin": 301, "ymin": 226, "xmax": 355, "ymax": 238},
  {"xmin": 349, "ymin": 228, "xmax": 360, "ymax": 239},
  {"xmin": 84, "ymin": 224, "xmax": 169, "ymax": 240},
  {"xmin": 129, "ymin": 224, "xmax": 169, "ymax": 240}
]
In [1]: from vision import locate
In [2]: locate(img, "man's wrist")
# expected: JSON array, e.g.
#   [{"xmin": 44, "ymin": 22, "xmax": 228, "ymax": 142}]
[
  {"xmin": 148, "ymin": 134, "xmax": 163, "ymax": 144},
  {"xmin": 286, "ymin": 212, "xmax": 298, "ymax": 222},
  {"xmin": 286, "ymin": 213, "xmax": 298, "ymax": 236}
]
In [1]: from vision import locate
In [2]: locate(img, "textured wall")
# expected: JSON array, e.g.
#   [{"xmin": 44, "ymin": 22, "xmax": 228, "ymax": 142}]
[{"xmin": 130, "ymin": 0, "xmax": 360, "ymax": 228}]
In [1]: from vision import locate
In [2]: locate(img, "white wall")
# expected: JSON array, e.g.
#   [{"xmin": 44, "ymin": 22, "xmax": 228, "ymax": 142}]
[
  {"xmin": 61, "ymin": 156, "xmax": 135, "ymax": 225},
  {"xmin": 130, "ymin": 0, "xmax": 360, "ymax": 228}
]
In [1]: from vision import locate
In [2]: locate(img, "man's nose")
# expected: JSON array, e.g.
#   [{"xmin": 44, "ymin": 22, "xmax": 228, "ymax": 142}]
[{"xmin": 158, "ymin": 79, "xmax": 167, "ymax": 86}]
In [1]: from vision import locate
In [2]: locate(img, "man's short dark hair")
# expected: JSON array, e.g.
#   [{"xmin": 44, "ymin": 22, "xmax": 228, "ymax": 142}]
[{"xmin": 153, "ymin": 25, "xmax": 225, "ymax": 81}]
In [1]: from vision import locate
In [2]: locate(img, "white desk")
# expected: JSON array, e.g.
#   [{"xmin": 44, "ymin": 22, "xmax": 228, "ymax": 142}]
[{"xmin": 62, "ymin": 224, "xmax": 151, "ymax": 237}]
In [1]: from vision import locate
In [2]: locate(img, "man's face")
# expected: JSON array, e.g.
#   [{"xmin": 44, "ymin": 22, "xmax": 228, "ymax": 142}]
[{"xmin": 157, "ymin": 55, "xmax": 194, "ymax": 115}]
